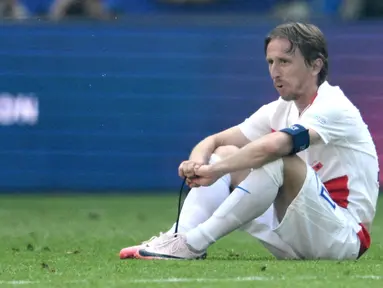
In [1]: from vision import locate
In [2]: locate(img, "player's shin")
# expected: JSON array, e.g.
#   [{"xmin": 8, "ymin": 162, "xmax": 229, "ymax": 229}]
[
  {"xmin": 167, "ymin": 154, "xmax": 231, "ymax": 234},
  {"xmin": 186, "ymin": 159, "xmax": 283, "ymax": 251}
]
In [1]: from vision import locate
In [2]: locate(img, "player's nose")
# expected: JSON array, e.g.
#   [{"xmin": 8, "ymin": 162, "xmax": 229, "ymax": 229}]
[
  {"xmin": 270, "ymin": 65, "xmax": 281, "ymax": 79},
  {"xmin": 272, "ymin": 75, "xmax": 282, "ymax": 84}
]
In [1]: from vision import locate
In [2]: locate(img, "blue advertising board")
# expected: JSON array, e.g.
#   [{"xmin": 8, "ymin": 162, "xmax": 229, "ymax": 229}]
[{"xmin": 0, "ymin": 19, "xmax": 381, "ymax": 191}]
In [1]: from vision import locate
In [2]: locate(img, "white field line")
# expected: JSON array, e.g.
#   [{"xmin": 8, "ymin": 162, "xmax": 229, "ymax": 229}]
[{"xmin": 0, "ymin": 275, "xmax": 381, "ymax": 285}]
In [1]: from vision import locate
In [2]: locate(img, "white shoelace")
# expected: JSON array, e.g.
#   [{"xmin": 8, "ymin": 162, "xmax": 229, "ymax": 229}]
[
  {"xmin": 141, "ymin": 232, "xmax": 165, "ymax": 245},
  {"xmin": 154, "ymin": 233, "xmax": 187, "ymax": 254}
]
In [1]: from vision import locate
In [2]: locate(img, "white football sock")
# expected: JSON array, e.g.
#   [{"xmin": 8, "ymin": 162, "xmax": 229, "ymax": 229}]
[
  {"xmin": 167, "ymin": 154, "xmax": 231, "ymax": 235},
  {"xmin": 186, "ymin": 159, "xmax": 284, "ymax": 251}
]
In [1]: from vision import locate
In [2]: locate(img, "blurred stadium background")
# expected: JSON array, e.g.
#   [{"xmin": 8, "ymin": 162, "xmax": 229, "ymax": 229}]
[
  {"xmin": 0, "ymin": 0, "xmax": 382, "ymax": 192},
  {"xmin": 0, "ymin": 1, "xmax": 383, "ymax": 287}
]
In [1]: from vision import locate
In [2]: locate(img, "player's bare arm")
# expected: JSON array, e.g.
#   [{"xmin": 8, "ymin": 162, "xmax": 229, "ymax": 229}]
[
  {"xmin": 192, "ymin": 128, "xmax": 322, "ymax": 186},
  {"xmin": 178, "ymin": 126, "xmax": 250, "ymax": 179}
]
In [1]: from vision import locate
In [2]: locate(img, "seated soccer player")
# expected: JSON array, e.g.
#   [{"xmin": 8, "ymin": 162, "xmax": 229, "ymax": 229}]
[{"xmin": 120, "ymin": 22, "xmax": 379, "ymax": 260}]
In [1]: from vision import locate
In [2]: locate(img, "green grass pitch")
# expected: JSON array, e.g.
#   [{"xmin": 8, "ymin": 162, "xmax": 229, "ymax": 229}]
[{"xmin": 0, "ymin": 194, "xmax": 382, "ymax": 287}]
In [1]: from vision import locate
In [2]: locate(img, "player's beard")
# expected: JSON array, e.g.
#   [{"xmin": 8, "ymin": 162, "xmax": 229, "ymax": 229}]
[
  {"xmin": 278, "ymin": 87, "xmax": 297, "ymax": 101},
  {"xmin": 276, "ymin": 82, "xmax": 300, "ymax": 101},
  {"xmin": 280, "ymin": 93, "xmax": 297, "ymax": 101}
]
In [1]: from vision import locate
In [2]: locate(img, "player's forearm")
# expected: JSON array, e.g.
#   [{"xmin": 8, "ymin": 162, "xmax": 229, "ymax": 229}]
[
  {"xmin": 189, "ymin": 136, "xmax": 218, "ymax": 164},
  {"xmin": 211, "ymin": 132, "xmax": 292, "ymax": 175}
]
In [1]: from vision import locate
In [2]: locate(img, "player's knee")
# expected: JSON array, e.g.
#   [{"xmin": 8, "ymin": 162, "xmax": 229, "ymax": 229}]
[
  {"xmin": 282, "ymin": 155, "xmax": 308, "ymax": 189},
  {"xmin": 213, "ymin": 145, "xmax": 239, "ymax": 159},
  {"xmin": 282, "ymin": 155, "xmax": 307, "ymax": 178},
  {"xmin": 213, "ymin": 145, "xmax": 250, "ymax": 190}
]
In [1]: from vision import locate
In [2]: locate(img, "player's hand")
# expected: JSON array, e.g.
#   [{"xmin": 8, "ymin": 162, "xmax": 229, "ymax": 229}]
[
  {"xmin": 191, "ymin": 164, "xmax": 223, "ymax": 187},
  {"xmin": 178, "ymin": 160, "xmax": 203, "ymax": 179}
]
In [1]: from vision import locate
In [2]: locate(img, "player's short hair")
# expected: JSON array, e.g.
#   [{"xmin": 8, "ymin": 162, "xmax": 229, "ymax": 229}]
[{"xmin": 264, "ymin": 22, "xmax": 329, "ymax": 86}]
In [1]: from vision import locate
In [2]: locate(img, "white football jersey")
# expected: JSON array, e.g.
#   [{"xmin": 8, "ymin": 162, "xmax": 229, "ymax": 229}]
[{"xmin": 238, "ymin": 81, "xmax": 379, "ymax": 235}]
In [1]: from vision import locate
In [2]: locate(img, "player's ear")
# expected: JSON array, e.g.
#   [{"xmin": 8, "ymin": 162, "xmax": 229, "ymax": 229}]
[{"xmin": 311, "ymin": 58, "xmax": 323, "ymax": 77}]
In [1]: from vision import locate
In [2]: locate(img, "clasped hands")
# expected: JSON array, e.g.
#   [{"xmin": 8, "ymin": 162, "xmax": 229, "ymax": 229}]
[{"xmin": 178, "ymin": 160, "xmax": 223, "ymax": 188}]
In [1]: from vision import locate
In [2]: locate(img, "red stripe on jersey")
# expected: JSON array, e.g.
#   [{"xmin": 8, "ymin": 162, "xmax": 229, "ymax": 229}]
[
  {"xmin": 323, "ymin": 175, "xmax": 349, "ymax": 209},
  {"xmin": 357, "ymin": 223, "xmax": 371, "ymax": 258},
  {"xmin": 323, "ymin": 175, "xmax": 371, "ymax": 258}
]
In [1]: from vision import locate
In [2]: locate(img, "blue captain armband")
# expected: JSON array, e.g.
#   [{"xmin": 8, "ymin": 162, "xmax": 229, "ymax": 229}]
[{"xmin": 280, "ymin": 124, "xmax": 310, "ymax": 155}]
